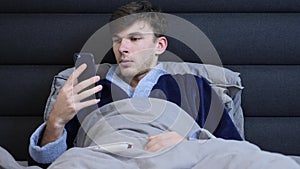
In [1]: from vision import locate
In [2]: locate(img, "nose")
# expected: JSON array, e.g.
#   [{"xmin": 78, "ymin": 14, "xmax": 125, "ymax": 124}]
[{"xmin": 118, "ymin": 38, "xmax": 129, "ymax": 55}]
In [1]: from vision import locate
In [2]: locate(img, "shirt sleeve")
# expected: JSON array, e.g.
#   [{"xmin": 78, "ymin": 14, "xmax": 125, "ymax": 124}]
[
  {"xmin": 29, "ymin": 122, "xmax": 67, "ymax": 164},
  {"xmin": 188, "ymin": 128, "xmax": 216, "ymax": 141}
]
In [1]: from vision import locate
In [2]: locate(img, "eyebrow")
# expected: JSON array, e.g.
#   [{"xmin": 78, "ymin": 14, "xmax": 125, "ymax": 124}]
[
  {"xmin": 128, "ymin": 32, "xmax": 144, "ymax": 36},
  {"xmin": 112, "ymin": 32, "xmax": 152, "ymax": 39}
]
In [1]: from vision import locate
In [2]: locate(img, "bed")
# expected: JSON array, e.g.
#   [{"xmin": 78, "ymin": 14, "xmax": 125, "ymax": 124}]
[{"xmin": 0, "ymin": 0, "xmax": 299, "ymax": 166}]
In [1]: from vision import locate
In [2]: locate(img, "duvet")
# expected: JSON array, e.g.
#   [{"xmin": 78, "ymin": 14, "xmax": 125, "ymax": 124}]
[
  {"xmin": 1, "ymin": 98, "xmax": 299, "ymax": 169},
  {"xmin": 49, "ymin": 98, "xmax": 299, "ymax": 169}
]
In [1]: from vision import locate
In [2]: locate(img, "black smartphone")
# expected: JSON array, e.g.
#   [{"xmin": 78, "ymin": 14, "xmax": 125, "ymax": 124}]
[
  {"xmin": 74, "ymin": 53, "xmax": 96, "ymax": 83},
  {"xmin": 74, "ymin": 53, "xmax": 98, "ymax": 121}
]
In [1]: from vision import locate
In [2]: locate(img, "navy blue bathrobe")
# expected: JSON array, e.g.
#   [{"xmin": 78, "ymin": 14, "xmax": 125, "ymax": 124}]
[{"xmin": 66, "ymin": 74, "xmax": 242, "ymax": 147}]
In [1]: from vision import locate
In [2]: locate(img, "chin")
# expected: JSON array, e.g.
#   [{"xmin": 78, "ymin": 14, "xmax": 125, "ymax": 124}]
[{"xmin": 119, "ymin": 69, "xmax": 136, "ymax": 79}]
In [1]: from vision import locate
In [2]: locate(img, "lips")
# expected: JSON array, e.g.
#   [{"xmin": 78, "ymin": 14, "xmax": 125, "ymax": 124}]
[{"xmin": 119, "ymin": 59, "xmax": 133, "ymax": 67}]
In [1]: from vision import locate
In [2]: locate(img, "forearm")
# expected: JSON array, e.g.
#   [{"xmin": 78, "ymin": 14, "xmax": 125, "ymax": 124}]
[
  {"xmin": 40, "ymin": 114, "xmax": 65, "ymax": 147},
  {"xmin": 29, "ymin": 123, "xmax": 68, "ymax": 165}
]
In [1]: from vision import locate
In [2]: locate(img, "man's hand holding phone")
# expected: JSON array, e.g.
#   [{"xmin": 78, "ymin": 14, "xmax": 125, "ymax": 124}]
[{"xmin": 40, "ymin": 53, "xmax": 102, "ymax": 146}]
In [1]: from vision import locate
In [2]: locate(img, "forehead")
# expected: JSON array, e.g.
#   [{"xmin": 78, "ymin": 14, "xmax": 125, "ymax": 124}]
[{"xmin": 113, "ymin": 20, "xmax": 154, "ymax": 37}]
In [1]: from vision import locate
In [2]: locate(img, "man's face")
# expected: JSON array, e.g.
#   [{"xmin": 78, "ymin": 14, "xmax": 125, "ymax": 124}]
[{"xmin": 112, "ymin": 21, "xmax": 161, "ymax": 81}]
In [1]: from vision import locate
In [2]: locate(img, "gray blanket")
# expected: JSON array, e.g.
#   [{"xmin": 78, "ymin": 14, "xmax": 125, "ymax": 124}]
[
  {"xmin": 1, "ymin": 98, "xmax": 299, "ymax": 169},
  {"xmin": 48, "ymin": 98, "xmax": 300, "ymax": 169}
]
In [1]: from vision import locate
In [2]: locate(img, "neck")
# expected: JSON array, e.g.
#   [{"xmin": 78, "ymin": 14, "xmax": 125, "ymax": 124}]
[{"xmin": 125, "ymin": 69, "xmax": 151, "ymax": 89}]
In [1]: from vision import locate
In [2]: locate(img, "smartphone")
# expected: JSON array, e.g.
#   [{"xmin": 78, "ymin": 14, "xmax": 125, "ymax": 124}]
[
  {"xmin": 74, "ymin": 53, "xmax": 98, "ymax": 121},
  {"xmin": 74, "ymin": 52, "xmax": 96, "ymax": 83}
]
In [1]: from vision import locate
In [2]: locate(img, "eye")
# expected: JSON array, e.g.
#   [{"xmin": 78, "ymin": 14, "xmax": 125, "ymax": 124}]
[
  {"xmin": 130, "ymin": 36, "xmax": 142, "ymax": 42},
  {"xmin": 112, "ymin": 38, "xmax": 121, "ymax": 44}
]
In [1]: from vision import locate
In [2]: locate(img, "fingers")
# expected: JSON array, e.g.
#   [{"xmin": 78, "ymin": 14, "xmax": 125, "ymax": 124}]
[
  {"xmin": 72, "ymin": 85, "xmax": 102, "ymax": 112},
  {"xmin": 67, "ymin": 63, "xmax": 100, "ymax": 94},
  {"xmin": 145, "ymin": 133, "xmax": 169, "ymax": 152},
  {"xmin": 58, "ymin": 64, "xmax": 102, "ymax": 114},
  {"xmin": 145, "ymin": 136, "xmax": 161, "ymax": 152},
  {"xmin": 145, "ymin": 132, "xmax": 185, "ymax": 152},
  {"xmin": 74, "ymin": 85, "xmax": 102, "ymax": 102},
  {"xmin": 72, "ymin": 78, "xmax": 102, "ymax": 111},
  {"xmin": 73, "ymin": 76, "xmax": 100, "ymax": 94},
  {"xmin": 67, "ymin": 64, "xmax": 87, "ymax": 86},
  {"xmin": 74, "ymin": 98, "xmax": 101, "ymax": 112},
  {"xmin": 67, "ymin": 63, "xmax": 102, "ymax": 103}
]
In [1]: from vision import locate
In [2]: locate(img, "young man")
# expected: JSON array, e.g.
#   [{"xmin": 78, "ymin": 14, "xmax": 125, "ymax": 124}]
[{"xmin": 27, "ymin": 1, "xmax": 299, "ymax": 169}]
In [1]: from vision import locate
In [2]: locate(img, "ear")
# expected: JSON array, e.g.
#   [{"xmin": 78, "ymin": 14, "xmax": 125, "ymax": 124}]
[{"xmin": 155, "ymin": 36, "xmax": 168, "ymax": 55}]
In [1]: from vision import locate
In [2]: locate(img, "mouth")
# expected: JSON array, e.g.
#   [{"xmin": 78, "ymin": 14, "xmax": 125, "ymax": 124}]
[{"xmin": 119, "ymin": 59, "xmax": 133, "ymax": 67}]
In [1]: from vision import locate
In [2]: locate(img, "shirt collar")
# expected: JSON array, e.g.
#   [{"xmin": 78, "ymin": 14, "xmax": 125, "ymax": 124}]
[{"xmin": 106, "ymin": 63, "xmax": 166, "ymax": 97}]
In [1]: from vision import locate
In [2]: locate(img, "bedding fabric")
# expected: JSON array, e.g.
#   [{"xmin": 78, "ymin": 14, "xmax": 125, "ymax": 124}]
[
  {"xmin": 49, "ymin": 98, "xmax": 299, "ymax": 169},
  {"xmin": 0, "ymin": 98, "xmax": 299, "ymax": 168}
]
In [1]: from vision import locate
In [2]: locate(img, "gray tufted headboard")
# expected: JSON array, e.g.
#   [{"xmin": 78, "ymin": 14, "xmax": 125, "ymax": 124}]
[{"xmin": 0, "ymin": 0, "xmax": 299, "ymax": 161}]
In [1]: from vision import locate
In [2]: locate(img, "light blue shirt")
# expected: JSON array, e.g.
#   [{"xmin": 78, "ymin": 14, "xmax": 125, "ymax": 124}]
[
  {"xmin": 29, "ymin": 63, "xmax": 166, "ymax": 164},
  {"xmin": 106, "ymin": 64, "xmax": 166, "ymax": 97}
]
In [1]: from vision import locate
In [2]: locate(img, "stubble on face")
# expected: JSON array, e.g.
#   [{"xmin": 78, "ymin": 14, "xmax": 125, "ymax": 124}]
[{"xmin": 113, "ymin": 21, "xmax": 159, "ymax": 87}]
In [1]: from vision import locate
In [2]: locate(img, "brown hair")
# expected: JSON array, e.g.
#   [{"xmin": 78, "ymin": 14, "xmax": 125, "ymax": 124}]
[{"xmin": 109, "ymin": 1, "xmax": 167, "ymax": 38}]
